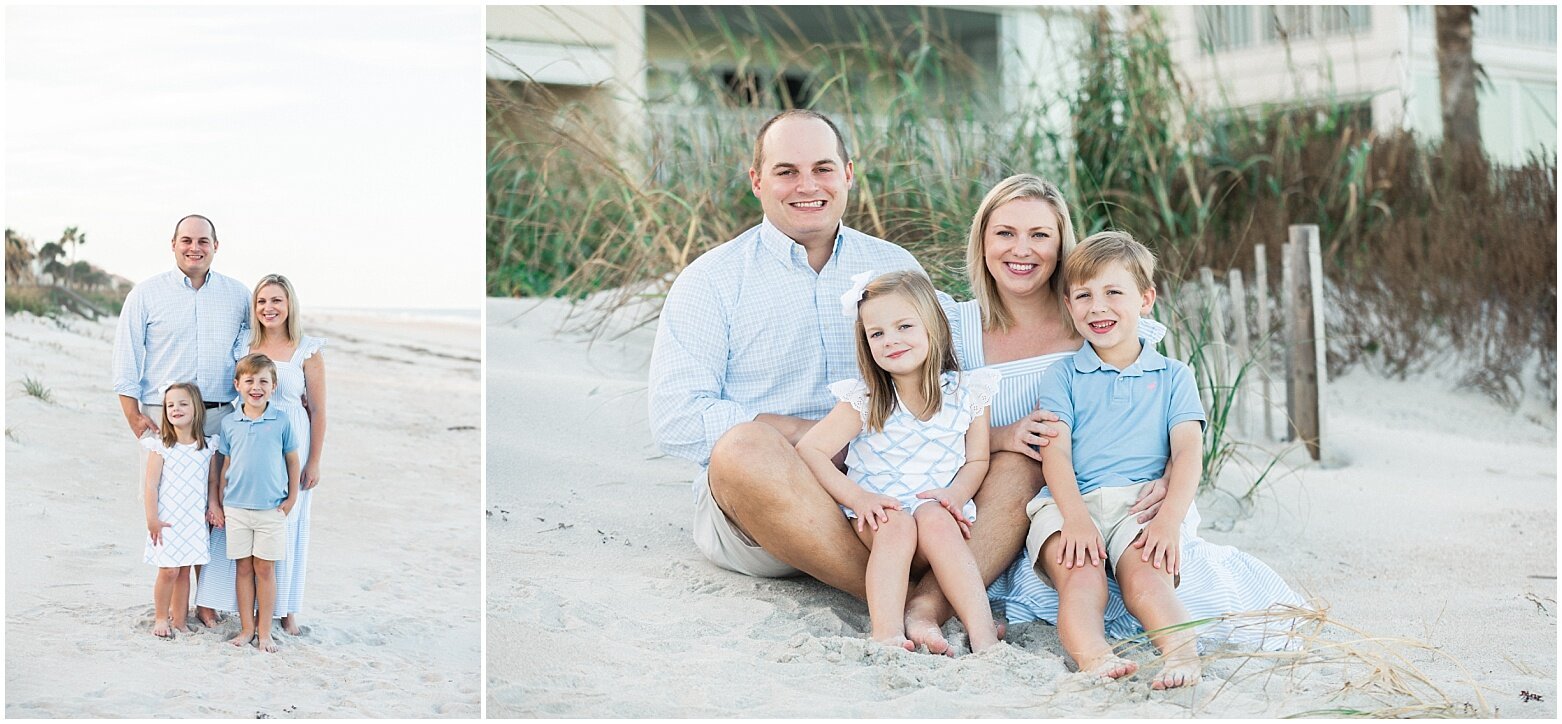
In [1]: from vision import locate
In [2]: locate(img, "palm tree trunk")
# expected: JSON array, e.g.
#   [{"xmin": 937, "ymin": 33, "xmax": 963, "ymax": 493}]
[{"xmin": 1435, "ymin": 6, "xmax": 1485, "ymax": 189}]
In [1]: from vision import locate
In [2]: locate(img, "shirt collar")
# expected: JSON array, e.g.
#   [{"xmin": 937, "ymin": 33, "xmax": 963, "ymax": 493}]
[
  {"xmin": 758, "ymin": 216, "xmax": 844, "ymax": 269},
  {"xmin": 231, "ymin": 400, "xmax": 280, "ymax": 421},
  {"xmin": 173, "ymin": 269, "xmax": 213, "ymax": 289},
  {"xmin": 1072, "ymin": 338, "xmax": 1167, "ymax": 377}
]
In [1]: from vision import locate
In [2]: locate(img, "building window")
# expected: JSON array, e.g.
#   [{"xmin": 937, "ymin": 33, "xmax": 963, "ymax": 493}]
[
  {"xmin": 717, "ymin": 69, "xmax": 814, "ymax": 109},
  {"xmin": 1197, "ymin": 6, "xmax": 1255, "ymax": 53},
  {"xmin": 1263, "ymin": 5, "xmax": 1370, "ymax": 42}
]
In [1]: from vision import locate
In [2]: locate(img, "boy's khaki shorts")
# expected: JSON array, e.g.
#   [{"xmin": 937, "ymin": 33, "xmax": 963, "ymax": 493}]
[
  {"xmin": 224, "ymin": 506, "xmax": 288, "ymax": 561},
  {"xmin": 691, "ymin": 469, "xmax": 800, "ymax": 578},
  {"xmin": 1025, "ymin": 482, "xmax": 1176, "ymax": 588}
]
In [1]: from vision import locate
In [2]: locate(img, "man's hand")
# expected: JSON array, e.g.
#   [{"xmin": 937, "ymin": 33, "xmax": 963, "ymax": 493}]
[
  {"xmin": 126, "ymin": 411, "xmax": 158, "ymax": 439},
  {"xmin": 993, "ymin": 404, "xmax": 1061, "ymax": 460}
]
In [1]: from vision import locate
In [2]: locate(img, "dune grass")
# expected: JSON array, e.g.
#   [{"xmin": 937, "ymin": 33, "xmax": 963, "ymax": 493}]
[{"xmin": 21, "ymin": 376, "xmax": 53, "ymax": 403}]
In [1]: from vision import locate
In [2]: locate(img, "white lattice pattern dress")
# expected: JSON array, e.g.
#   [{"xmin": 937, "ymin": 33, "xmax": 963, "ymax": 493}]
[
  {"xmin": 832, "ymin": 368, "xmax": 1001, "ymax": 522},
  {"xmin": 142, "ymin": 435, "xmax": 216, "ymax": 567}
]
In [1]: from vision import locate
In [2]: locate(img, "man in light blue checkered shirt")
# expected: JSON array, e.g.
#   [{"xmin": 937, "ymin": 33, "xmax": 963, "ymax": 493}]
[
  {"xmin": 113, "ymin": 214, "xmax": 250, "ymax": 440},
  {"xmin": 649, "ymin": 111, "xmax": 1039, "ymax": 655}
]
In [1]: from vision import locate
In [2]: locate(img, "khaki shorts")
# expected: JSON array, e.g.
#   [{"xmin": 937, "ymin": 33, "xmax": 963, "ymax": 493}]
[
  {"xmin": 691, "ymin": 469, "xmax": 799, "ymax": 578},
  {"xmin": 1025, "ymin": 482, "xmax": 1176, "ymax": 588},
  {"xmin": 223, "ymin": 506, "xmax": 288, "ymax": 561}
]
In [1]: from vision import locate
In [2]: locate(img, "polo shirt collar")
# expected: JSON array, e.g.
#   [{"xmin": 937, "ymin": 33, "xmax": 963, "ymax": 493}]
[
  {"xmin": 758, "ymin": 216, "xmax": 844, "ymax": 269},
  {"xmin": 230, "ymin": 400, "xmax": 280, "ymax": 421},
  {"xmin": 1072, "ymin": 338, "xmax": 1167, "ymax": 377}
]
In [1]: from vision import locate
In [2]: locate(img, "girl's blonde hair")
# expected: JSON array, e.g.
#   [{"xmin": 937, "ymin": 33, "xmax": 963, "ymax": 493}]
[
  {"xmin": 250, "ymin": 273, "xmax": 300, "ymax": 346},
  {"xmin": 159, "ymin": 382, "xmax": 207, "ymax": 449},
  {"xmin": 965, "ymin": 174, "xmax": 1079, "ymax": 332},
  {"xmin": 852, "ymin": 270, "xmax": 960, "ymax": 432}
]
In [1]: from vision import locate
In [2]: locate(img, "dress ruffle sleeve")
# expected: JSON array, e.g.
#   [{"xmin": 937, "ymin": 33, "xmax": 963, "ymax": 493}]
[
  {"xmin": 139, "ymin": 435, "xmax": 166, "ymax": 455},
  {"xmin": 828, "ymin": 378, "xmax": 871, "ymax": 424},
  {"xmin": 1140, "ymin": 317, "xmax": 1168, "ymax": 345},
  {"xmin": 963, "ymin": 368, "xmax": 1003, "ymax": 416},
  {"xmin": 297, "ymin": 335, "xmax": 328, "ymax": 361}
]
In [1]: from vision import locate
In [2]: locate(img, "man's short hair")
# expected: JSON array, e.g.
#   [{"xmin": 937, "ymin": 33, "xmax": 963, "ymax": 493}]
[
  {"xmin": 172, "ymin": 214, "xmax": 218, "ymax": 243},
  {"xmin": 1062, "ymin": 230, "xmax": 1157, "ymax": 294},
  {"xmin": 751, "ymin": 109, "xmax": 850, "ymax": 172},
  {"xmin": 234, "ymin": 353, "xmax": 277, "ymax": 383}
]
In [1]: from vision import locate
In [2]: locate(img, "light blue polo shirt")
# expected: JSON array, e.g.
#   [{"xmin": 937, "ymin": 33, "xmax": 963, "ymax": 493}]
[
  {"xmin": 1036, "ymin": 340, "xmax": 1205, "ymax": 498},
  {"xmin": 218, "ymin": 402, "xmax": 298, "ymax": 510}
]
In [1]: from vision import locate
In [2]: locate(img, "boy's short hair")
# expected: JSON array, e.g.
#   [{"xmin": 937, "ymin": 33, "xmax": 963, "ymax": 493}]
[
  {"xmin": 1062, "ymin": 230, "xmax": 1157, "ymax": 294},
  {"xmin": 234, "ymin": 353, "xmax": 278, "ymax": 383}
]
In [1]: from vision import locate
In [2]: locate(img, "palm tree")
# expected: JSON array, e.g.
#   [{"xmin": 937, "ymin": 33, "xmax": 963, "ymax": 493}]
[
  {"xmin": 5, "ymin": 228, "xmax": 36, "ymax": 284},
  {"xmin": 37, "ymin": 240, "xmax": 64, "ymax": 285},
  {"xmin": 1435, "ymin": 6, "xmax": 1485, "ymax": 189},
  {"xmin": 58, "ymin": 226, "xmax": 87, "ymax": 289}
]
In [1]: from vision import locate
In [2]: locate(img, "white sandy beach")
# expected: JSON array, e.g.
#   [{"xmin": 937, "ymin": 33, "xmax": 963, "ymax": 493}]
[
  {"xmin": 5, "ymin": 310, "xmax": 481, "ymax": 718},
  {"xmin": 486, "ymin": 295, "xmax": 1556, "ymax": 718}
]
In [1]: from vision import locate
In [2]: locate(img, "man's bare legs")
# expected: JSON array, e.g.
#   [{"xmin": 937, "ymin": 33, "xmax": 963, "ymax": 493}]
[
  {"xmin": 1038, "ymin": 533, "xmax": 1137, "ymax": 679},
  {"xmin": 903, "ymin": 451, "xmax": 1040, "ymax": 653},
  {"xmin": 707, "ymin": 422, "xmax": 869, "ymax": 599},
  {"xmin": 1116, "ymin": 548, "xmax": 1201, "ymax": 689}
]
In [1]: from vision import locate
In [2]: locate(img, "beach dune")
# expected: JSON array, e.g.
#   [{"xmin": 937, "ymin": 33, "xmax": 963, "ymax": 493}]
[{"xmin": 5, "ymin": 310, "xmax": 480, "ymax": 718}]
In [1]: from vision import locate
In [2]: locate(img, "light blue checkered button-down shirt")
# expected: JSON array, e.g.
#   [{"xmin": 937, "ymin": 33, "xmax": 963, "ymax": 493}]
[
  {"xmin": 649, "ymin": 218, "xmax": 923, "ymax": 468},
  {"xmin": 112, "ymin": 269, "xmax": 251, "ymax": 405}
]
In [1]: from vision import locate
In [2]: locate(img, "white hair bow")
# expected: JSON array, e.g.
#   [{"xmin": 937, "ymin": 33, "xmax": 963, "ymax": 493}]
[{"xmin": 841, "ymin": 270, "xmax": 876, "ymax": 320}]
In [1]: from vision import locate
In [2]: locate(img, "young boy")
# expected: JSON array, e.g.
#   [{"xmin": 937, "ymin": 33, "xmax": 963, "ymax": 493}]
[
  {"xmin": 1024, "ymin": 230, "xmax": 1205, "ymax": 689},
  {"xmin": 209, "ymin": 353, "xmax": 299, "ymax": 653}
]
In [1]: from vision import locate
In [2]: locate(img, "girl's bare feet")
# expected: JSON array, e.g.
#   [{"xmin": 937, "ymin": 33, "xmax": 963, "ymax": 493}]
[
  {"xmin": 871, "ymin": 633, "xmax": 916, "ymax": 652},
  {"xmin": 1150, "ymin": 656, "xmax": 1201, "ymax": 690},
  {"xmin": 152, "ymin": 619, "xmax": 174, "ymax": 639},
  {"xmin": 196, "ymin": 607, "xmax": 218, "ymax": 628},
  {"xmin": 256, "ymin": 635, "xmax": 279, "ymax": 653},
  {"xmin": 281, "ymin": 614, "xmax": 302, "ymax": 636},
  {"xmin": 1078, "ymin": 650, "xmax": 1138, "ymax": 680},
  {"xmin": 228, "ymin": 630, "xmax": 255, "ymax": 647}
]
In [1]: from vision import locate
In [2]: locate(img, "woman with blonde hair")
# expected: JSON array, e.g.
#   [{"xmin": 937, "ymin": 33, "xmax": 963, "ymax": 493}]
[{"xmin": 195, "ymin": 273, "xmax": 329, "ymax": 637}]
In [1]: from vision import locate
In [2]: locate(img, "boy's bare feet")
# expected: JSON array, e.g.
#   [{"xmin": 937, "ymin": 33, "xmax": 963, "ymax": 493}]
[
  {"xmin": 281, "ymin": 614, "xmax": 302, "ymax": 636},
  {"xmin": 1078, "ymin": 650, "xmax": 1138, "ymax": 680},
  {"xmin": 1150, "ymin": 655, "xmax": 1201, "ymax": 690},
  {"xmin": 256, "ymin": 635, "xmax": 279, "ymax": 653},
  {"xmin": 228, "ymin": 629, "xmax": 255, "ymax": 647},
  {"xmin": 152, "ymin": 619, "xmax": 173, "ymax": 639}
]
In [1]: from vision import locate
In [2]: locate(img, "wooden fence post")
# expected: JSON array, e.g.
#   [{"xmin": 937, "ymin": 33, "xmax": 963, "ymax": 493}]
[
  {"xmin": 1227, "ymin": 269, "xmax": 1251, "ymax": 437},
  {"xmin": 1254, "ymin": 245, "xmax": 1274, "ymax": 441},
  {"xmin": 1285, "ymin": 225, "xmax": 1326, "ymax": 460}
]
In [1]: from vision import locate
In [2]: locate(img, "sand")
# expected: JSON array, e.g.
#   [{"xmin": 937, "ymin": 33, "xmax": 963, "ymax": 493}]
[
  {"xmin": 5, "ymin": 310, "xmax": 480, "ymax": 718},
  {"xmin": 486, "ymin": 295, "xmax": 1556, "ymax": 718}
]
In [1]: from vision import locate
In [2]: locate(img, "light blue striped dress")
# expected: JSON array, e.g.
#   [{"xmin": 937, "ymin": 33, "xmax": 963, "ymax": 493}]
[
  {"xmin": 940, "ymin": 296, "xmax": 1303, "ymax": 650},
  {"xmin": 194, "ymin": 334, "xmax": 324, "ymax": 617}
]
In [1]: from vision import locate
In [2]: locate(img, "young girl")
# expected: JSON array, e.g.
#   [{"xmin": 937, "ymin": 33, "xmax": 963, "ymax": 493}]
[
  {"xmin": 797, "ymin": 270, "xmax": 1002, "ymax": 653},
  {"xmin": 142, "ymin": 381, "xmax": 218, "ymax": 639}
]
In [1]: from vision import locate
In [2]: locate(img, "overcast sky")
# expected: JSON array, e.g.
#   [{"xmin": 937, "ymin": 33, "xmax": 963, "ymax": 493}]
[{"xmin": 6, "ymin": 6, "xmax": 483, "ymax": 310}]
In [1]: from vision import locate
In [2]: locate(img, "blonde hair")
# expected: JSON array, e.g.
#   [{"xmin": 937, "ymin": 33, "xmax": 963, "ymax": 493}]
[
  {"xmin": 159, "ymin": 382, "xmax": 207, "ymax": 449},
  {"xmin": 1062, "ymin": 230, "xmax": 1157, "ymax": 295},
  {"xmin": 851, "ymin": 270, "xmax": 960, "ymax": 432},
  {"xmin": 235, "ymin": 353, "xmax": 278, "ymax": 384},
  {"xmin": 250, "ymin": 274, "xmax": 300, "ymax": 345},
  {"xmin": 965, "ymin": 174, "xmax": 1079, "ymax": 331}
]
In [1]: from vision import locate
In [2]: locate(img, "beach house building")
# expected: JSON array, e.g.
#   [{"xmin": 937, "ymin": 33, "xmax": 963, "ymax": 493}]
[{"xmin": 1163, "ymin": 5, "xmax": 1557, "ymax": 165}]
